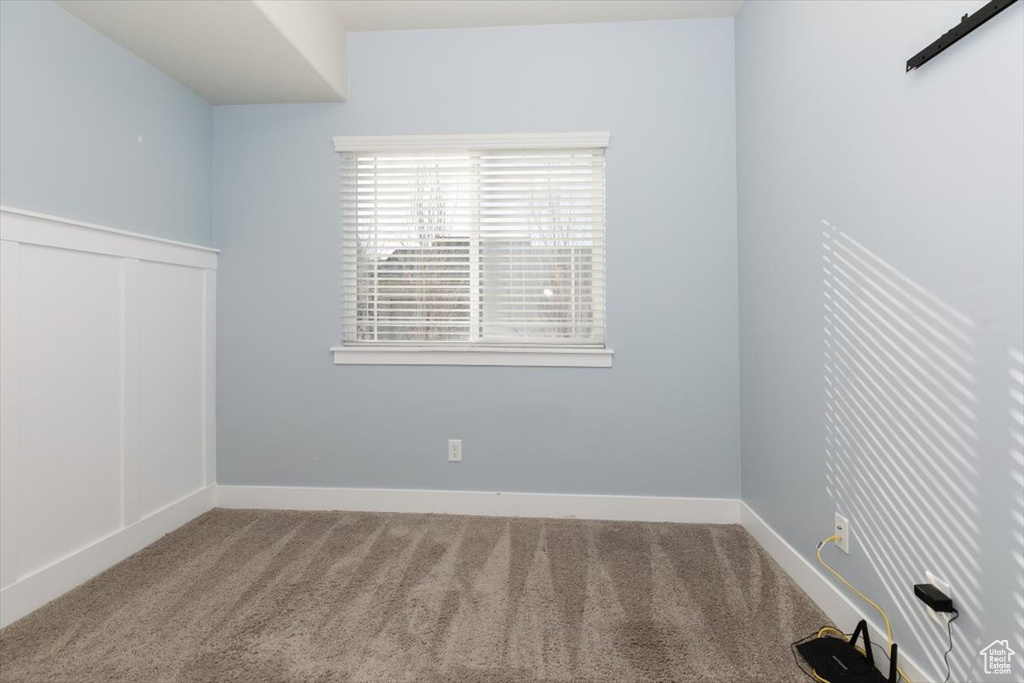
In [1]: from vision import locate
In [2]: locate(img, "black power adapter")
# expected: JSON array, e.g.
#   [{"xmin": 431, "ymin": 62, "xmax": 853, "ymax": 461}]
[
  {"xmin": 914, "ymin": 583, "xmax": 960, "ymax": 683},
  {"xmin": 914, "ymin": 583, "xmax": 954, "ymax": 613}
]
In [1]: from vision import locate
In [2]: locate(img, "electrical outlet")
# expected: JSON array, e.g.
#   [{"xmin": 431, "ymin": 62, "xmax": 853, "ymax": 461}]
[
  {"xmin": 924, "ymin": 571, "xmax": 953, "ymax": 624},
  {"xmin": 834, "ymin": 513, "xmax": 850, "ymax": 554},
  {"xmin": 448, "ymin": 439, "xmax": 462, "ymax": 462}
]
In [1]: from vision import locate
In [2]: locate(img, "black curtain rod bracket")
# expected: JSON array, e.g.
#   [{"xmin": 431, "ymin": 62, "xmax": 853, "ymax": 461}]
[{"xmin": 906, "ymin": 0, "xmax": 1020, "ymax": 72}]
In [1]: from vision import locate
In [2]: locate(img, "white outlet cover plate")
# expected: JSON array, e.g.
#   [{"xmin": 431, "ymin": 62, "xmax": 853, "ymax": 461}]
[
  {"xmin": 448, "ymin": 439, "xmax": 462, "ymax": 462},
  {"xmin": 924, "ymin": 571, "xmax": 953, "ymax": 624},
  {"xmin": 834, "ymin": 513, "xmax": 850, "ymax": 554}
]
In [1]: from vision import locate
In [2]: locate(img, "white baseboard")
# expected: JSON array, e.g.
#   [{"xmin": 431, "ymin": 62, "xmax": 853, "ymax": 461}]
[
  {"xmin": 216, "ymin": 485, "xmax": 741, "ymax": 524},
  {"xmin": 740, "ymin": 503, "xmax": 932, "ymax": 683},
  {"xmin": 0, "ymin": 485, "xmax": 216, "ymax": 628}
]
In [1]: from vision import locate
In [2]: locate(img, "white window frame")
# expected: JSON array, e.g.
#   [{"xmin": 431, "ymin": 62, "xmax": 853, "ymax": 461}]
[{"xmin": 330, "ymin": 132, "xmax": 613, "ymax": 368}]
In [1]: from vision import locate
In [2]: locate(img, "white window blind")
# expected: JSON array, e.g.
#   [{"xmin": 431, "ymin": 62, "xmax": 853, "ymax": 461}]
[{"xmin": 336, "ymin": 133, "xmax": 608, "ymax": 348}]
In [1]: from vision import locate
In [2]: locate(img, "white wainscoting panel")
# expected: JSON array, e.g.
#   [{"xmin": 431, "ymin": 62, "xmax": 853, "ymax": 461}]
[
  {"xmin": 0, "ymin": 207, "xmax": 218, "ymax": 627},
  {"xmin": 136, "ymin": 262, "xmax": 206, "ymax": 519},
  {"xmin": 16, "ymin": 245, "xmax": 125, "ymax": 578}
]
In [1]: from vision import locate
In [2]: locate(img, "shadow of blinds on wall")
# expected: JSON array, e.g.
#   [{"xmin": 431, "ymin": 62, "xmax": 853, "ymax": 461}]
[{"xmin": 821, "ymin": 219, "xmax": 982, "ymax": 681}]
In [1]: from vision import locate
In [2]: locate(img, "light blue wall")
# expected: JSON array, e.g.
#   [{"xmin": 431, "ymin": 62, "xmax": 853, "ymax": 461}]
[
  {"xmin": 213, "ymin": 20, "xmax": 740, "ymax": 496},
  {"xmin": 0, "ymin": 0, "xmax": 212, "ymax": 245},
  {"xmin": 736, "ymin": 2, "xmax": 1023, "ymax": 680},
  {"xmin": 8, "ymin": 1, "xmax": 1021, "ymax": 675}
]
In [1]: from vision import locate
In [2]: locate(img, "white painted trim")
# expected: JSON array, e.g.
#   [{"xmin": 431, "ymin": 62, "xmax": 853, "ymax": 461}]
[
  {"xmin": 0, "ymin": 207, "xmax": 218, "ymax": 269},
  {"xmin": 331, "ymin": 345, "xmax": 614, "ymax": 367},
  {"xmin": 740, "ymin": 503, "xmax": 931, "ymax": 683},
  {"xmin": 0, "ymin": 241, "xmax": 20, "ymax": 590},
  {"xmin": 201, "ymin": 271, "xmax": 218, "ymax": 487},
  {"xmin": 333, "ymin": 132, "xmax": 611, "ymax": 152},
  {"xmin": 0, "ymin": 206, "xmax": 219, "ymax": 253},
  {"xmin": 123, "ymin": 258, "xmax": 142, "ymax": 526},
  {"xmin": 216, "ymin": 485, "xmax": 739, "ymax": 523},
  {"xmin": 0, "ymin": 485, "xmax": 216, "ymax": 628}
]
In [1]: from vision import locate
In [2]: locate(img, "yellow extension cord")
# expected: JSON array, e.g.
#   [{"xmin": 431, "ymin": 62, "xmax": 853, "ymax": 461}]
[{"xmin": 806, "ymin": 535, "xmax": 912, "ymax": 683}]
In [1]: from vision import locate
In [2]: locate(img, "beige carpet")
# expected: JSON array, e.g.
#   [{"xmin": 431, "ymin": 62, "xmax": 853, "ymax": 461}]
[{"xmin": 0, "ymin": 509, "xmax": 827, "ymax": 682}]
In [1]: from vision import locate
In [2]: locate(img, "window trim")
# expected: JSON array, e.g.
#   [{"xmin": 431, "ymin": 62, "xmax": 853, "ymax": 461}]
[
  {"xmin": 331, "ymin": 345, "xmax": 613, "ymax": 367},
  {"xmin": 332, "ymin": 132, "xmax": 610, "ymax": 153},
  {"xmin": 332, "ymin": 132, "xmax": 613, "ymax": 368}
]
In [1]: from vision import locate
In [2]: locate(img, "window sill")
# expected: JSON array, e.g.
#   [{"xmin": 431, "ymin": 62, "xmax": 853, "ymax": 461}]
[{"xmin": 330, "ymin": 346, "xmax": 613, "ymax": 368}]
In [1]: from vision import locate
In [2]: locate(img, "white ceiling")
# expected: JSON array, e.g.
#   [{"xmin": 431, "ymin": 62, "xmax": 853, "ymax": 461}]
[
  {"xmin": 55, "ymin": 0, "xmax": 742, "ymax": 105},
  {"xmin": 331, "ymin": 0, "xmax": 744, "ymax": 31}
]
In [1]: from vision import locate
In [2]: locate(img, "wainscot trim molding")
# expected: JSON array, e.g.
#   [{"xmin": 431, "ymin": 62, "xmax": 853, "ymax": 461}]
[{"xmin": 0, "ymin": 206, "xmax": 218, "ymax": 269}]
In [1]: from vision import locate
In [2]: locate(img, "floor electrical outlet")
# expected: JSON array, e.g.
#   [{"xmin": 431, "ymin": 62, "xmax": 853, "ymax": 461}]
[
  {"xmin": 924, "ymin": 571, "xmax": 953, "ymax": 624},
  {"xmin": 834, "ymin": 513, "xmax": 850, "ymax": 554},
  {"xmin": 448, "ymin": 439, "xmax": 462, "ymax": 462}
]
